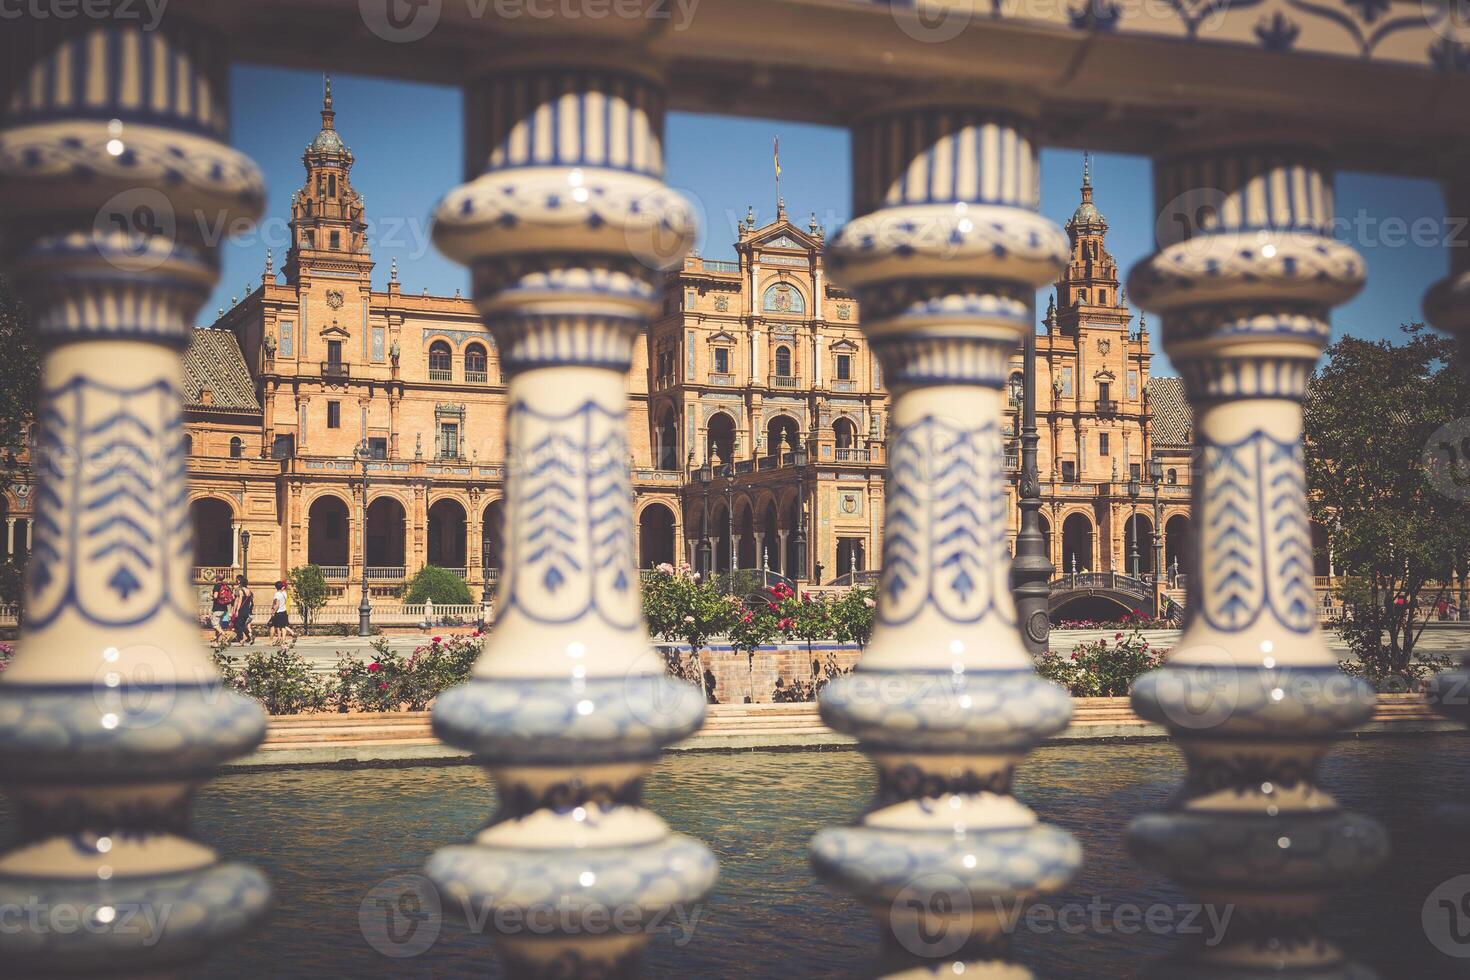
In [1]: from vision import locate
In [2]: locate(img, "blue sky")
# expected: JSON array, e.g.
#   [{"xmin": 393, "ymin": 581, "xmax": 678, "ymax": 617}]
[{"xmin": 210, "ymin": 66, "xmax": 1451, "ymax": 377}]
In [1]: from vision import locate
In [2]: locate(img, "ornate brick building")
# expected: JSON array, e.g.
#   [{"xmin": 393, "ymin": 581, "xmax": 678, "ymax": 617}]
[{"xmin": 146, "ymin": 84, "xmax": 1195, "ymax": 604}]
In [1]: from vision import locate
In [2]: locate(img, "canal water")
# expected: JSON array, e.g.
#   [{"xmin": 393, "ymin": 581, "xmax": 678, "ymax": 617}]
[{"xmin": 7, "ymin": 735, "xmax": 1470, "ymax": 977}]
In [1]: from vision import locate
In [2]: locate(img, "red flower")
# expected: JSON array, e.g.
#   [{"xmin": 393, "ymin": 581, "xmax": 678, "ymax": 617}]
[
  {"xmin": 432, "ymin": 636, "xmax": 442, "ymax": 644},
  {"xmin": 1115, "ymin": 632, "xmax": 1123, "ymax": 640},
  {"xmin": 378, "ymin": 681, "xmax": 388, "ymax": 690},
  {"xmin": 367, "ymin": 662, "xmax": 382, "ymax": 673},
  {"xmin": 767, "ymin": 602, "xmax": 779, "ymax": 612},
  {"xmin": 778, "ymin": 617, "xmax": 794, "ymax": 631}
]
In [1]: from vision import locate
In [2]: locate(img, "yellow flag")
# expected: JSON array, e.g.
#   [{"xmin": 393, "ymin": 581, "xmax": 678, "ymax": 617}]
[{"xmin": 773, "ymin": 136, "xmax": 781, "ymax": 180}]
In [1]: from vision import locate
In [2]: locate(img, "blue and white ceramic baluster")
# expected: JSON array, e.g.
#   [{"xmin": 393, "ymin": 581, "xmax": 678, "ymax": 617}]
[
  {"xmin": 1126, "ymin": 139, "xmax": 1388, "ymax": 976},
  {"xmin": 0, "ymin": 20, "xmax": 270, "ymax": 974},
  {"xmin": 425, "ymin": 60, "xmax": 717, "ymax": 976},
  {"xmin": 812, "ymin": 103, "xmax": 1081, "ymax": 975}
]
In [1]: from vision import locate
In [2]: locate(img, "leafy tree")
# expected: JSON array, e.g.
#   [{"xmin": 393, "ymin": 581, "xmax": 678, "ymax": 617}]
[
  {"xmin": 0, "ymin": 276, "xmax": 41, "ymax": 496},
  {"xmin": 832, "ymin": 586, "xmax": 877, "ymax": 649},
  {"xmin": 286, "ymin": 564, "xmax": 329, "ymax": 630},
  {"xmin": 1305, "ymin": 324, "xmax": 1470, "ymax": 688},
  {"xmin": 403, "ymin": 565, "xmax": 474, "ymax": 604},
  {"xmin": 641, "ymin": 564, "xmax": 733, "ymax": 702},
  {"xmin": 770, "ymin": 583, "xmax": 836, "ymax": 659}
]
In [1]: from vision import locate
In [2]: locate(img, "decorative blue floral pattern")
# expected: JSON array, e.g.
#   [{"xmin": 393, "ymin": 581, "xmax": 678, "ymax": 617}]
[
  {"xmin": 497, "ymin": 398, "xmax": 641, "ymax": 630},
  {"xmin": 879, "ymin": 416, "xmax": 1012, "ymax": 626},
  {"xmin": 27, "ymin": 376, "xmax": 194, "ymax": 630},
  {"xmin": 1194, "ymin": 429, "xmax": 1316, "ymax": 634}
]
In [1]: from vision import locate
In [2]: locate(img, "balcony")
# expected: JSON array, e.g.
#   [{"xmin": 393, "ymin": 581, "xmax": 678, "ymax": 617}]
[
  {"xmin": 365, "ymin": 566, "xmax": 405, "ymax": 581},
  {"xmin": 465, "ymin": 370, "xmax": 488, "ymax": 383},
  {"xmin": 835, "ymin": 448, "xmax": 870, "ymax": 462},
  {"xmin": 1095, "ymin": 397, "xmax": 1119, "ymax": 416},
  {"xmin": 770, "ymin": 375, "xmax": 799, "ymax": 389},
  {"xmin": 318, "ymin": 565, "xmax": 350, "ymax": 581},
  {"xmin": 428, "ymin": 368, "xmax": 452, "ymax": 381},
  {"xmin": 320, "ymin": 361, "xmax": 349, "ymax": 379}
]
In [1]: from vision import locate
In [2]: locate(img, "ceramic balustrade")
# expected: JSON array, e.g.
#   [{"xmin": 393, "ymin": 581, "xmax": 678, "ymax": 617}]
[
  {"xmin": 423, "ymin": 57, "xmax": 717, "ymax": 976},
  {"xmin": 1125, "ymin": 137, "xmax": 1388, "ymax": 977},
  {"xmin": 0, "ymin": 18, "xmax": 270, "ymax": 974},
  {"xmin": 811, "ymin": 101, "xmax": 1081, "ymax": 976}
]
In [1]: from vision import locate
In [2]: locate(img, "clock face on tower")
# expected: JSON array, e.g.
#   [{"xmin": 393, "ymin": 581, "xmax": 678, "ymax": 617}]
[{"xmin": 326, "ymin": 289, "xmax": 345, "ymax": 310}]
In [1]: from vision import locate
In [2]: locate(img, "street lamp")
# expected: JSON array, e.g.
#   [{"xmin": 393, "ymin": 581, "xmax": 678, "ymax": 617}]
[
  {"xmin": 697, "ymin": 465, "xmax": 711, "ymax": 576},
  {"xmin": 793, "ymin": 449, "xmax": 807, "ymax": 585},
  {"xmin": 1126, "ymin": 475, "xmax": 1141, "ymax": 578},
  {"xmin": 1149, "ymin": 456, "xmax": 1165, "ymax": 617},
  {"xmin": 725, "ymin": 466, "xmax": 735, "ymax": 580},
  {"xmin": 1010, "ymin": 314, "xmax": 1053, "ymax": 656},
  {"xmin": 356, "ymin": 440, "xmax": 372, "ymax": 637},
  {"xmin": 239, "ymin": 528, "xmax": 250, "ymax": 587}
]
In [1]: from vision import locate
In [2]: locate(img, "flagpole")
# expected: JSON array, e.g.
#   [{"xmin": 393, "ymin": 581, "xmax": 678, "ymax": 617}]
[{"xmin": 773, "ymin": 135, "xmax": 782, "ymax": 211}]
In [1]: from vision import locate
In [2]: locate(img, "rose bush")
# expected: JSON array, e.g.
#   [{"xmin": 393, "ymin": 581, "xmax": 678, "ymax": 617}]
[{"xmin": 1033, "ymin": 622, "xmax": 1166, "ymax": 697}]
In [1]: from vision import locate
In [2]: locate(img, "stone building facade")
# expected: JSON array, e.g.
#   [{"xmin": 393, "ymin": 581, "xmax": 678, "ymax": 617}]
[{"xmin": 62, "ymin": 84, "xmax": 1196, "ymax": 606}]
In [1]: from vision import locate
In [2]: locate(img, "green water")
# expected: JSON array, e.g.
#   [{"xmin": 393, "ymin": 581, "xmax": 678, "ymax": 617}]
[{"xmin": 13, "ymin": 736, "xmax": 1470, "ymax": 977}]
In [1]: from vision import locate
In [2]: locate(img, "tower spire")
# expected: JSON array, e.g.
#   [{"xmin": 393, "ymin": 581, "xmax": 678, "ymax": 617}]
[
  {"xmin": 1081, "ymin": 150, "xmax": 1093, "ymax": 201},
  {"xmin": 321, "ymin": 73, "xmax": 335, "ymax": 130}
]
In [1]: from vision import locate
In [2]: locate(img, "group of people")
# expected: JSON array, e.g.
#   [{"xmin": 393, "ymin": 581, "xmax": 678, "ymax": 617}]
[{"xmin": 210, "ymin": 576, "xmax": 297, "ymax": 646}]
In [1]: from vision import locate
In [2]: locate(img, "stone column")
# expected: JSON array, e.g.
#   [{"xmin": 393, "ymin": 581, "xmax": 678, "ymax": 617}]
[
  {"xmin": 0, "ymin": 19, "xmax": 268, "ymax": 974},
  {"xmin": 6, "ymin": 518, "xmax": 14, "ymax": 560},
  {"xmin": 1126, "ymin": 136, "xmax": 1387, "ymax": 975},
  {"xmin": 812, "ymin": 102, "xmax": 1079, "ymax": 975},
  {"xmin": 424, "ymin": 57, "xmax": 716, "ymax": 975}
]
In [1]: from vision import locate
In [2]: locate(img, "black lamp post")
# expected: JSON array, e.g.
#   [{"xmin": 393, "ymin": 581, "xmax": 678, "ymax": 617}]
[
  {"xmin": 1149, "ymin": 456, "xmax": 1165, "ymax": 616},
  {"xmin": 793, "ymin": 450, "xmax": 807, "ymax": 585},
  {"xmin": 697, "ymin": 465, "xmax": 711, "ymax": 576},
  {"xmin": 239, "ymin": 528, "xmax": 250, "ymax": 587},
  {"xmin": 725, "ymin": 467, "xmax": 735, "ymax": 578},
  {"xmin": 1010, "ymin": 314, "xmax": 1053, "ymax": 655},
  {"xmin": 1127, "ymin": 475, "xmax": 1141, "ymax": 578},
  {"xmin": 356, "ymin": 440, "xmax": 372, "ymax": 637}
]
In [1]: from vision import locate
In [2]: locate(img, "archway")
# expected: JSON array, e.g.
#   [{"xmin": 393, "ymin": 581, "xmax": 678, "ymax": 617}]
[
  {"xmin": 306, "ymin": 496, "xmax": 349, "ymax": 568},
  {"xmin": 638, "ymin": 503, "xmax": 676, "ymax": 568},
  {"xmin": 191, "ymin": 498, "xmax": 234, "ymax": 568},
  {"xmin": 1051, "ymin": 593, "xmax": 1138, "ymax": 622},
  {"xmin": 1165, "ymin": 515, "xmax": 1192, "ymax": 582},
  {"xmin": 482, "ymin": 499, "xmax": 505, "ymax": 573},
  {"xmin": 761, "ymin": 501, "xmax": 781, "ymax": 573},
  {"xmin": 735, "ymin": 502, "xmax": 756, "ymax": 568},
  {"xmin": 767, "ymin": 415, "xmax": 799, "ymax": 456},
  {"xmin": 1037, "ymin": 513, "xmax": 1052, "ymax": 563},
  {"xmin": 1311, "ymin": 520, "xmax": 1332, "ymax": 578},
  {"xmin": 710, "ymin": 501, "xmax": 732, "ymax": 573},
  {"xmin": 833, "ymin": 418, "xmax": 857, "ymax": 450},
  {"xmin": 706, "ymin": 413, "xmax": 736, "ymax": 466},
  {"xmin": 1123, "ymin": 512, "xmax": 1155, "ymax": 576},
  {"xmin": 365, "ymin": 497, "xmax": 406, "ymax": 568},
  {"xmin": 465, "ymin": 342, "xmax": 488, "ymax": 382},
  {"xmin": 1061, "ymin": 513, "xmax": 1094, "ymax": 575},
  {"xmin": 427, "ymin": 498, "xmax": 468, "ymax": 569},
  {"xmin": 655, "ymin": 406, "xmax": 679, "ymax": 470},
  {"xmin": 837, "ymin": 537, "xmax": 866, "ymax": 578}
]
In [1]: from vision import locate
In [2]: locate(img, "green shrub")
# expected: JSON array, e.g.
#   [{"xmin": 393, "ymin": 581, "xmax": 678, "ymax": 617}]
[
  {"xmin": 1032, "ymin": 622, "xmax": 1166, "ymax": 697},
  {"xmin": 404, "ymin": 565, "xmax": 474, "ymax": 604}
]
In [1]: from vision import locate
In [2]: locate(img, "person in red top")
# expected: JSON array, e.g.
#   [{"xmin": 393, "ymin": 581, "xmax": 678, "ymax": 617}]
[{"xmin": 209, "ymin": 574, "xmax": 234, "ymax": 642}]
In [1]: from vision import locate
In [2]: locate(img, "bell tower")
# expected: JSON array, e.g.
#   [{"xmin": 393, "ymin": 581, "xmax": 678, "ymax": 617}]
[
  {"xmin": 1053, "ymin": 153, "xmax": 1128, "ymax": 334},
  {"xmin": 283, "ymin": 74, "xmax": 372, "ymax": 286}
]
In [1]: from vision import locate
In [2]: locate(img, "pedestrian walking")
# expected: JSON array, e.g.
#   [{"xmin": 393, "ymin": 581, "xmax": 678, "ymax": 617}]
[
  {"xmin": 268, "ymin": 579, "xmax": 295, "ymax": 646},
  {"xmin": 231, "ymin": 576, "xmax": 255, "ymax": 645},
  {"xmin": 209, "ymin": 573, "xmax": 234, "ymax": 643}
]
